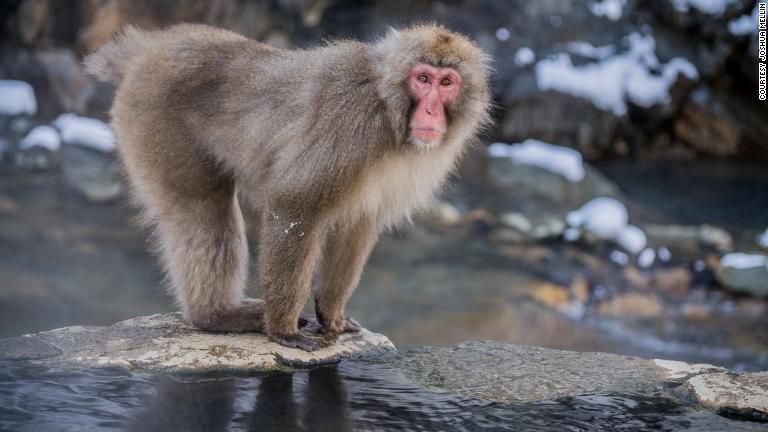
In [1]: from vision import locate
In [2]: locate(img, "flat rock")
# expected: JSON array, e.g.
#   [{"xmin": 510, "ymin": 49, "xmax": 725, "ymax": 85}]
[
  {"xmin": 392, "ymin": 341, "xmax": 726, "ymax": 404},
  {"xmin": 0, "ymin": 313, "xmax": 395, "ymax": 372},
  {"xmin": 686, "ymin": 372, "xmax": 768, "ymax": 421}
]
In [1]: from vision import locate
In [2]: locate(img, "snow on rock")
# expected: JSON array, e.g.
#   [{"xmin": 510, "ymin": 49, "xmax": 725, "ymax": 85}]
[
  {"xmin": 0, "ymin": 80, "xmax": 37, "ymax": 116},
  {"xmin": 487, "ymin": 140, "xmax": 584, "ymax": 182},
  {"xmin": 54, "ymin": 113, "xmax": 115, "ymax": 152},
  {"xmin": 567, "ymin": 197, "xmax": 629, "ymax": 239},
  {"xmin": 638, "ymin": 248, "xmax": 656, "ymax": 268},
  {"xmin": 563, "ymin": 228, "xmax": 581, "ymax": 242},
  {"xmin": 567, "ymin": 197, "xmax": 654, "ymax": 256},
  {"xmin": 610, "ymin": 250, "xmax": 629, "ymax": 265},
  {"xmin": 495, "ymin": 27, "xmax": 511, "ymax": 42},
  {"xmin": 535, "ymin": 33, "xmax": 698, "ymax": 115},
  {"xmin": 616, "ymin": 224, "xmax": 647, "ymax": 254},
  {"xmin": 728, "ymin": 3, "xmax": 759, "ymax": 36},
  {"xmin": 566, "ymin": 41, "xmax": 616, "ymax": 59},
  {"xmin": 588, "ymin": 0, "xmax": 626, "ymax": 20},
  {"xmin": 488, "ymin": 140, "xmax": 585, "ymax": 182},
  {"xmin": 658, "ymin": 246, "xmax": 672, "ymax": 262},
  {"xmin": 757, "ymin": 228, "xmax": 768, "ymax": 249},
  {"xmin": 720, "ymin": 253, "xmax": 768, "ymax": 270},
  {"xmin": 625, "ymin": 57, "xmax": 698, "ymax": 109},
  {"xmin": 19, "ymin": 125, "xmax": 61, "ymax": 151},
  {"xmin": 671, "ymin": 0, "xmax": 737, "ymax": 16},
  {"xmin": 514, "ymin": 47, "xmax": 535, "ymax": 67}
]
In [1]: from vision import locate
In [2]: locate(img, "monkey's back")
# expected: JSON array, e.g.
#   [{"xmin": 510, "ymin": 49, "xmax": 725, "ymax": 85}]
[{"xmin": 99, "ymin": 25, "xmax": 282, "ymax": 210}]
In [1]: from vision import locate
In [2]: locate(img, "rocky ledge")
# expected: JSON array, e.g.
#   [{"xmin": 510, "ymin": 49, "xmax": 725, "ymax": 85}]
[
  {"xmin": 393, "ymin": 342, "xmax": 768, "ymax": 421},
  {"xmin": 1, "ymin": 315, "xmax": 766, "ymax": 421},
  {"xmin": 0, "ymin": 313, "xmax": 395, "ymax": 371}
]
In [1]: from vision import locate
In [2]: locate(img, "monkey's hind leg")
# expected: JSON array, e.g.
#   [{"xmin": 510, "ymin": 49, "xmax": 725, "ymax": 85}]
[
  {"xmin": 315, "ymin": 218, "xmax": 379, "ymax": 334},
  {"xmin": 151, "ymin": 183, "xmax": 264, "ymax": 333}
]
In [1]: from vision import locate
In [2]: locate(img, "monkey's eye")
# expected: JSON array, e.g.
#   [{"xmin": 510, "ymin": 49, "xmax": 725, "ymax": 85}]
[
  {"xmin": 440, "ymin": 77, "xmax": 452, "ymax": 86},
  {"xmin": 417, "ymin": 74, "xmax": 429, "ymax": 83}
]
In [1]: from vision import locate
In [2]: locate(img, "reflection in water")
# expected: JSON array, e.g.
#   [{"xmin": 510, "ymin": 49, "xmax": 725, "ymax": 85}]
[
  {"xmin": 249, "ymin": 373, "xmax": 300, "ymax": 431},
  {"xmin": 1, "ymin": 360, "xmax": 765, "ymax": 432},
  {"xmin": 130, "ymin": 366, "xmax": 353, "ymax": 432},
  {"xmin": 130, "ymin": 376, "xmax": 236, "ymax": 432}
]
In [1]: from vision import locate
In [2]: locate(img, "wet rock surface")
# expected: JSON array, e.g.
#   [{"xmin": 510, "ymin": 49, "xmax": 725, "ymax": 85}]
[
  {"xmin": 391, "ymin": 341, "xmax": 768, "ymax": 421},
  {"xmin": 0, "ymin": 313, "xmax": 395, "ymax": 372},
  {"xmin": 686, "ymin": 371, "xmax": 768, "ymax": 421},
  {"xmin": 2, "ymin": 317, "xmax": 766, "ymax": 423},
  {"xmin": 393, "ymin": 341, "xmax": 667, "ymax": 403}
]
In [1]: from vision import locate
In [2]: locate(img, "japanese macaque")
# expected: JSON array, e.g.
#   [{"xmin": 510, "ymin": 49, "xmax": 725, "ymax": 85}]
[{"xmin": 85, "ymin": 23, "xmax": 491, "ymax": 350}]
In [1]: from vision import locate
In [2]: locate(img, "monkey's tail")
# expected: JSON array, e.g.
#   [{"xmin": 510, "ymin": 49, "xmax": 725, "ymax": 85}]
[{"xmin": 84, "ymin": 25, "xmax": 149, "ymax": 84}]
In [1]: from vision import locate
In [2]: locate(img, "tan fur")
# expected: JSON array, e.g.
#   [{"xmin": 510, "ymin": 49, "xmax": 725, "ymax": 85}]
[{"xmin": 85, "ymin": 23, "xmax": 491, "ymax": 350}]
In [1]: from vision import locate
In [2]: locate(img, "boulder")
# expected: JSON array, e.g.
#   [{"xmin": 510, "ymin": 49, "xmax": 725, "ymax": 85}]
[
  {"xmin": 0, "ymin": 313, "xmax": 395, "ymax": 372},
  {"xmin": 716, "ymin": 254, "xmax": 768, "ymax": 297},
  {"xmin": 393, "ymin": 341, "xmax": 701, "ymax": 403},
  {"xmin": 686, "ymin": 372, "xmax": 768, "ymax": 421},
  {"xmin": 486, "ymin": 156, "xmax": 624, "ymax": 206}
]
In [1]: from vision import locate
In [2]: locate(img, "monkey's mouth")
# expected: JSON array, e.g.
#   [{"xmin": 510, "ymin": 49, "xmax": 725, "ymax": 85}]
[{"xmin": 411, "ymin": 127, "xmax": 445, "ymax": 143}]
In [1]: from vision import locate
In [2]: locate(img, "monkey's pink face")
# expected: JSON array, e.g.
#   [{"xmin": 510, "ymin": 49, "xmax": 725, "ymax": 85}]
[{"xmin": 408, "ymin": 64, "xmax": 461, "ymax": 149}]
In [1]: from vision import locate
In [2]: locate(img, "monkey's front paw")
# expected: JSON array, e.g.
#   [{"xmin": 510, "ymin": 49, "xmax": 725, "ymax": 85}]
[
  {"xmin": 319, "ymin": 316, "xmax": 361, "ymax": 334},
  {"xmin": 269, "ymin": 333, "xmax": 320, "ymax": 351}
]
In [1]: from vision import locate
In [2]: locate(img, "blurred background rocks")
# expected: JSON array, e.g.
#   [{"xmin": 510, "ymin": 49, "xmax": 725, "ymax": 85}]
[{"xmin": 1, "ymin": 0, "xmax": 767, "ymax": 371}]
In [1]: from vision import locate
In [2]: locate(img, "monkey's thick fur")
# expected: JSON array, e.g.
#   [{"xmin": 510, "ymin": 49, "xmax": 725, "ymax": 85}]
[{"xmin": 86, "ymin": 24, "xmax": 491, "ymax": 350}]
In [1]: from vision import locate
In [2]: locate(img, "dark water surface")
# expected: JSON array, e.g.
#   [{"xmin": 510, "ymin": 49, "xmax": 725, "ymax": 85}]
[{"xmin": 0, "ymin": 360, "xmax": 763, "ymax": 432}]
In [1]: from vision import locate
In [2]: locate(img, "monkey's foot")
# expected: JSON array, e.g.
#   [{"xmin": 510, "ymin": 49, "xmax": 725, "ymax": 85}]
[
  {"xmin": 318, "ymin": 315, "xmax": 362, "ymax": 334},
  {"xmin": 190, "ymin": 299, "xmax": 265, "ymax": 333},
  {"xmin": 297, "ymin": 312, "xmax": 314, "ymax": 329},
  {"xmin": 268, "ymin": 333, "xmax": 320, "ymax": 351}
]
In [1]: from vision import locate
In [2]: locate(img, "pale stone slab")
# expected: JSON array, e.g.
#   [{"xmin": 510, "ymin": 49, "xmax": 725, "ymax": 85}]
[
  {"xmin": 686, "ymin": 372, "xmax": 768, "ymax": 420},
  {"xmin": 0, "ymin": 313, "xmax": 396, "ymax": 372}
]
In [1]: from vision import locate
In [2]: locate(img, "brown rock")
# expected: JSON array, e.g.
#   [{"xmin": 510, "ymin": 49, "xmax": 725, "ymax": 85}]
[
  {"xmin": 530, "ymin": 283, "xmax": 570, "ymax": 309},
  {"xmin": 569, "ymin": 276, "xmax": 590, "ymax": 304},
  {"xmin": 674, "ymin": 98, "xmax": 740, "ymax": 157},
  {"xmin": 653, "ymin": 267, "xmax": 692, "ymax": 296},
  {"xmin": 598, "ymin": 293, "xmax": 662, "ymax": 318},
  {"xmin": 623, "ymin": 266, "xmax": 650, "ymax": 290},
  {"xmin": 681, "ymin": 304, "xmax": 710, "ymax": 320},
  {"xmin": 0, "ymin": 195, "xmax": 19, "ymax": 214}
]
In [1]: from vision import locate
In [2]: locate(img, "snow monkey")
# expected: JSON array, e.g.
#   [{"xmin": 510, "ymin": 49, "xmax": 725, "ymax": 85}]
[{"xmin": 85, "ymin": 23, "xmax": 491, "ymax": 350}]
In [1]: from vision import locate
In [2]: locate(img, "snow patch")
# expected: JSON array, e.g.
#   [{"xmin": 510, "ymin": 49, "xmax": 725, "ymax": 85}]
[
  {"xmin": 694, "ymin": 260, "xmax": 706, "ymax": 272},
  {"xmin": 729, "ymin": 3, "xmax": 760, "ymax": 36},
  {"xmin": 720, "ymin": 253, "xmax": 768, "ymax": 270},
  {"xmin": 567, "ymin": 41, "xmax": 616, "ymax": 59},
  {"xmin": 658, "ymin": 246, "xmax": 672, "ymax": 262},
  {"xmin": 0, "ymin": 80, "xmax": 37, "ymax": 116},
  {"xmin": 638, "ymin": 248, "xmax": 656, "ymax": 268},
  {"xmin": 496, "ymin": 27, "xmax": 511, "ymax": 42},
  {"xmin": 589, "ymin": 0, "xmax": 626, "ymax": 20},
  {"xmin": 567, "ymin": 197, "xmax": 653, "ymax": 256},
  {"xmin": 671, "ymin": 0, "xmax": 737, "ymax": 16},
  {"xmin": 514, "ymin": 47, "xmax": 536, "ymax": 67},
  {"xmin": 535, "ymin": 33, "xmax": 698, "ymax": 115},
  {"xmin": 563, "ymin": 228, "xmax": 581, "ymax": 242},
  {"xmin": 54, "ymin": 113, "xmax": 116, "ymax": 152},
  {"xmin": 757, "ymin": 228, "xmax": 768, "ymax": 249},
  {"xmin": 616, "ymin": 224, "xmax": 647, "ymax": 254},
  {"xmin": 567, "ymin": 197, "xmax": 629, "ymax": 239},
  {"xmin": 488, "ymin": 140, "xmax": 585, "ymax": 182},
  {"xmin": 610, "ymin": 250, "xmax": 629, "ymax": 265},
  {"xmin": 19, "ymin": 125, "xmax": 61, "ymax": 151}
]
